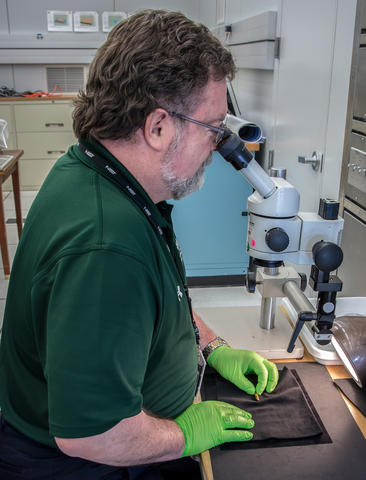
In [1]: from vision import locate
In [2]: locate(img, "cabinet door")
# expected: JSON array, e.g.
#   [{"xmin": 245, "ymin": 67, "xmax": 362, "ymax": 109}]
[
  {"xmin": 14, "ymin": 103, "xmax": 74, "ymax": 132},
  {"xmin": 353, "ymin": 47, "xmax": 366, "ymax": 121},
  {"xmin": 171, "ymin": 152, "xmax": 252, "ymax": 277},
  {"xmin": 271, "ymin": 0, "xmax": 356, "ymax": 210},
  {"xmin": 338, "ymin": 210, "xmax": 366, "ymax": 296},
  {"xmin": 17, "ymin": 132, "xmax": 75, "ymax": 159}
]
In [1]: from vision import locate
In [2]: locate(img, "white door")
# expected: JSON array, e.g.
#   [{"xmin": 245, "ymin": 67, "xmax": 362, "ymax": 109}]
[{"xmin": 271, "ymin": 0, "xmax": 357, "ymax": 211}]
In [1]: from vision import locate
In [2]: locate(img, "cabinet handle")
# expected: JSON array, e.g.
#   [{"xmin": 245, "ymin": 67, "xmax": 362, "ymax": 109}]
[
  {"xmin": 45, "ymin": 122, "xmax": 64, "ymax": 127},
  {"xmin": 47, "ymin": 150, "xmax": 66, "ymax": 154},
  {"xmin": 351, "ymin": 147, "xmax": 366, "ymax": 157}
]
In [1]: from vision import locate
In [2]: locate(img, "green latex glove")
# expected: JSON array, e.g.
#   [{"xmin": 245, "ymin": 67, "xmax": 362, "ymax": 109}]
[
  {"xmin": 208, "ymin": 346, "xmax": 279, "ymax": 395},
  {"xmin": 174, "ymin": 400, "xmax": 254, "ymax": 457}
]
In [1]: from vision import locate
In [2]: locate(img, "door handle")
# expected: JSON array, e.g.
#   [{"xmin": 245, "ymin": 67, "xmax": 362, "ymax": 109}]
[{"xmin": 298, "ymin": 151, "xmax": 323, "ymax": 172}]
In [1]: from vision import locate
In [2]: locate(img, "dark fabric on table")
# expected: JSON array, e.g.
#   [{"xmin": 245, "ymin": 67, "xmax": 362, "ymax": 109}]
[
  {"xmin": 334, "ymin": 378, "xmax": 366, "ymax": 416},
  {"xmin": 201, "ymin": 366, "xmax": 332, "ymax": 450}
]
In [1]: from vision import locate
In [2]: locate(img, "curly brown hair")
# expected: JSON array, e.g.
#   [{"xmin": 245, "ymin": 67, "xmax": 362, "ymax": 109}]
[{"xmin": 73, "ymin": 9, "xmax": 235, "ymax": 140}]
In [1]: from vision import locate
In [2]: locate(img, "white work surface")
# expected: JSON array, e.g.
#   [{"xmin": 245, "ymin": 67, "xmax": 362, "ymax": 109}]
[{"xmin": 191, "ymin": 287, "xmax": 303, "ymax": 359}]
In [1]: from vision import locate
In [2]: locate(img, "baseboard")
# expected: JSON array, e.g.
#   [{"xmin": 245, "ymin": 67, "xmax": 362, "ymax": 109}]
[{"xmin": 187, "ymin": 275, "xmax": 245, "ymax": 287}]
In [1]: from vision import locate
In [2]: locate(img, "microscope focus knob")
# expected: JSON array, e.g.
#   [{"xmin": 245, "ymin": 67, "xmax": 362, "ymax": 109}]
[
  {"xmin": 245, "ymin": 270, "xmax": 257, "ymax": 293},
  {"xmin": 312, "ymin": 241, "xmax": 343, "ymax": 272},
  {"xmin": 265, "ymin": 228, "xmax": 290, "ymax": 252}
]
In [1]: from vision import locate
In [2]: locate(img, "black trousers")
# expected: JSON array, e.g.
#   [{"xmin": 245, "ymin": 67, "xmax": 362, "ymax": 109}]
[{"xmin": 0, "ymin": 416, "xmax": 201, "ymax": 480}]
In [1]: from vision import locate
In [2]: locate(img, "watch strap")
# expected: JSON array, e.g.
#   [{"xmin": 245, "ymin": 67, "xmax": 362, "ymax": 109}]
[{"xmin": 202, "ymin": 336, "xmax": 229, "ymax": 361}]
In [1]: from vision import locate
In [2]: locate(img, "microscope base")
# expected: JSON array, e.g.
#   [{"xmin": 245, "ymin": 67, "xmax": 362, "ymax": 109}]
[{"xmin": 195, "ymin": 304, "xmax": 304, "ymax": 360}]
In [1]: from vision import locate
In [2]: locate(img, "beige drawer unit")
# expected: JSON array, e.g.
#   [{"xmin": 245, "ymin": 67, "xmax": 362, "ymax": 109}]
[
  {"xmin": 14, "ymin": 102, "xmax": 74, "ymax": 132},
  {"xmin": 0, "ymin": 98, "xmax": 76, "ymax": 190},
  {"xmin": 17, "ymin": 132, "xmax": 75, "ymax": 159}
]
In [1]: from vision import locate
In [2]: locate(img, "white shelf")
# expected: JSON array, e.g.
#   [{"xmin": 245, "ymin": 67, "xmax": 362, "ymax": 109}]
[{"xmin": 212, "ymin": 11, "xmax": 277, "ymax": 70}]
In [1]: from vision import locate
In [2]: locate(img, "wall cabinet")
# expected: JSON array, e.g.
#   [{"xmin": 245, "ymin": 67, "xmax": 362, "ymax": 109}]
[{"xmin": 0, "ymin": 99, "xmax": 75, "ymax": 189}]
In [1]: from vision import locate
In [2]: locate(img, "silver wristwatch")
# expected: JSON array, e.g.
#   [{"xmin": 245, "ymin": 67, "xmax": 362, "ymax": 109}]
[{"xmin": 202, "ymin": 336, "xmax": 229, "ymax": 361}]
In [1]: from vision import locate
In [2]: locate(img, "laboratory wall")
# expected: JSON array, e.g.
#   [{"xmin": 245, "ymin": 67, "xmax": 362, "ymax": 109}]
[
  {"xmin": 199, "ymin": 0, "xmax": 280, "ymax": 164},
  {"xmin": 0, "ymin": 0, "xmax": 199, "ymax": 91},
  {"xmin": 0, "ymin": 0, "xmax": 359, "ymax": 280},
  {"xmin": 2, "ymin": 0, "xmax": 198, "ymax": 35},
  {"xmin": 0, "ymin": 0, "xmax": 253, "ymax": 280},
  {"xmin": 199, "ymin": 0, "xmax": 357, "ymax": 212}
]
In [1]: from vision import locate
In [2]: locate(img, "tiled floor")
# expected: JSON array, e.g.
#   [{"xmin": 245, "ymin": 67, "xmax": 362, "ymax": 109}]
[{"xmin": 0, "ymin": 190, "xmax": 39, "ymax": 330}]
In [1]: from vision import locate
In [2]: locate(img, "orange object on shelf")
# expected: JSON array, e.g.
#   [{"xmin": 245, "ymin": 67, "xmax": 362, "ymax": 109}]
[{"xmin": 22, "ymin": 84, "xmax": 63, "ymax": 98}]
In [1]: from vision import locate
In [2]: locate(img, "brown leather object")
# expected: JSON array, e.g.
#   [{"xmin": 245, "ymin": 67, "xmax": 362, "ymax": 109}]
[{"xmin": 334, "ymin": 378, "xmax": 366, "ymax": 416}]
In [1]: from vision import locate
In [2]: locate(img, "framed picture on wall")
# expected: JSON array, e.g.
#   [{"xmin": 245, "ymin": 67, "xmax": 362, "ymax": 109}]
[
  {"xmin": 47, "ymin": 11, "xmax": 73, "ymax": 32},
  {"xmin": 102, "ymin": 12, "xmax": 128, "ymax": 32},
  {"xmin": 74, "ymin": 11, "xmax": 99, "ymax": 32}
]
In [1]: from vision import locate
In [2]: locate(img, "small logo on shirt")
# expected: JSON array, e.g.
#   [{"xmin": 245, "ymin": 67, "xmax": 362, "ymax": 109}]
[
  {"xmin": 105, "ymin": 165, "xmax": 116, "ymax": 175},
  {"xmin": 126, "ymin": 185, "xmax": 136, "ymax": 196},
  {"xmin": 177, "ymin": 285, "xmax": 183, "ymax": 302},
  {"xmin": 85, "ymin": 149, "xmax": 94, "ymax": 158},
  {"xmin": 143, "ymin": 206, "xmax": 152, "ymax": 216}
]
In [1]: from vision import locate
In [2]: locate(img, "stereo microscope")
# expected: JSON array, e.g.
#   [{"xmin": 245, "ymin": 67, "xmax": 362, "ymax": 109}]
[{"xmin": 216, "ymin": 128, "xmax": 344, "ymax": 353}]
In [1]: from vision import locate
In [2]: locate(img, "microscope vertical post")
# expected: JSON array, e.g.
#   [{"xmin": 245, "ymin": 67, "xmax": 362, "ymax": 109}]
[{"xmin": 259, "ymin": 265, "xmax": 280, "ymax": 330}]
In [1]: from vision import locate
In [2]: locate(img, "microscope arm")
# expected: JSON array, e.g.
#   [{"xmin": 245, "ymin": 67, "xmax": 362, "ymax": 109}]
[{"xmin": 285, "ymin": 241, "xmax": 343, "ymax": 352}]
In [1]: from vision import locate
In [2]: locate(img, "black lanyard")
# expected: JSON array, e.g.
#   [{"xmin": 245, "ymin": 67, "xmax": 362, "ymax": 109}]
[{"xmin": 77, "ymin": 140, "xmax": 200, "ymax": 346}]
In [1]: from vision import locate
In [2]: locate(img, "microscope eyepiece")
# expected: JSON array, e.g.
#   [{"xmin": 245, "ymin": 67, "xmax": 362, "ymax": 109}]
[
  {"xmin": 216, "ymin": 130, "xmax": 254, "ymax": 170},
  {"xmin": 217, "ymin": 129, "xmax": 277, "ymax": 199}
]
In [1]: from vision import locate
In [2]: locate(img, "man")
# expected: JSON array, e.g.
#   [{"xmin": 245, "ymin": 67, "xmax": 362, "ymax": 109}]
[{"xmin": 0, "ymin": 10, "xmax": 278, "ymax": 479}]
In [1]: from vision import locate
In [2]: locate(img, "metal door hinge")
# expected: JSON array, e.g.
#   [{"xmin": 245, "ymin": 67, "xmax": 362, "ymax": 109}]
[{"xmin": 268, "ymin": 149, "xmax": 275, "ymax": 170}]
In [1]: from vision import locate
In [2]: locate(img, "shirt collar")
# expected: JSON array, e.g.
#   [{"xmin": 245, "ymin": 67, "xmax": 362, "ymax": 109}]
[{"xmin": 73, "ymin": 137, "xmax": 173, "ymax": 229}]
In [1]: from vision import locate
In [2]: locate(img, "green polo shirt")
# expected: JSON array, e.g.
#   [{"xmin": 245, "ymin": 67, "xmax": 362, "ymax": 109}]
[{"xmin": 0, "ymin": 139, "xmax": 197, "ymax": 447}]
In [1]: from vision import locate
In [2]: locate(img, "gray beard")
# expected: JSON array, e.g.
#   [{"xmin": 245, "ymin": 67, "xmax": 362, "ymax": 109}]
[{"xmin": 161, "ymin": 139, "xmax": 212, "ymax": 200}]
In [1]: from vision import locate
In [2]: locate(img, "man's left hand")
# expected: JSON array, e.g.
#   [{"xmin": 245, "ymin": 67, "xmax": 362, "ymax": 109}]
[{"xmin": 207, "ymin": 346, "xmax": 279, "ymax": 395}]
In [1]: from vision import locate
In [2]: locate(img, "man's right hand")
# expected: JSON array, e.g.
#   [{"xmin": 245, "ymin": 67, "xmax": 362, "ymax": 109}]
[{"xmin": 173, "ymin": 400, "xmax": 254, "ymax": 457}]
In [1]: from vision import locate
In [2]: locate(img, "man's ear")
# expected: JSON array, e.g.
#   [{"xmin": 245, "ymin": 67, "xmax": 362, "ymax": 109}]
[{"xmin": 143, "ymin": 108, "xmax": 175, "ymax": 151}]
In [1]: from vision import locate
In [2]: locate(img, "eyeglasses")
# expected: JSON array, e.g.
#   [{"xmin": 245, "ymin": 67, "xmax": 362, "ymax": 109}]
[{"xmin": 168, "ymin": 111, "xmax": 227, "ymax": 145}]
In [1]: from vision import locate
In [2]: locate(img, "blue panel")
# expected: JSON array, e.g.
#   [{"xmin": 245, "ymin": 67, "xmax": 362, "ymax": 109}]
[{"xmin": 171, "ymin": 152, "xmax": 253, "ymax": 277}]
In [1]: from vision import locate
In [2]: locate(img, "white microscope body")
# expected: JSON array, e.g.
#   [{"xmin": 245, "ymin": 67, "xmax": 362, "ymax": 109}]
[
  {"xmin": 216, "ymin": 130, "xmax": 344, "ymax": 351},
  {"xmin": 246, "ymin": 176, "xmax": 343, "ymax": 265}
]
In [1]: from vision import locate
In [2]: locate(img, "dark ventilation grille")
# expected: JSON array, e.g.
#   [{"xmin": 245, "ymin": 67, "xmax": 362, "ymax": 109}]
[{"xmin": 46, "ymin": 66, "xmax": 85, "ymax": 93}]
